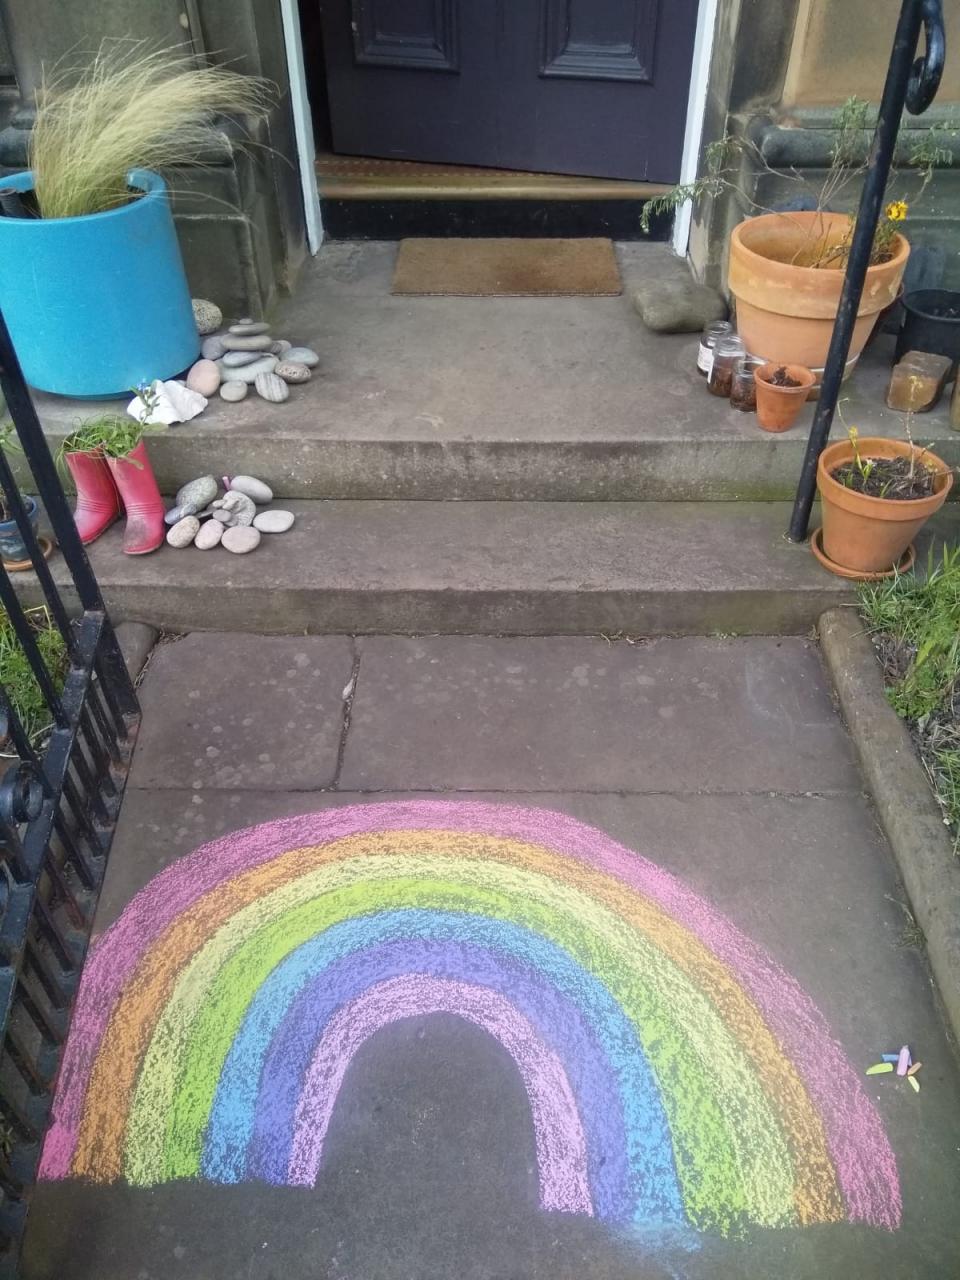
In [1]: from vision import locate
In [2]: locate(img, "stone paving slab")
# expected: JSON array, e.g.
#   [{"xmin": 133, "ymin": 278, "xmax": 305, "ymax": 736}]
[
  {"xmin": 342, "ymin": 635, "xmax": 861, "ymax": 794},
  {"xmin": 21, "ymin": 633, "xmax": 960, "ymax": 1280},
  {"xmin": 129, "ymin": 633, "xmax": 355, "ymax": 790},
  {"xmin": 25, "ymin": 787, "xmax": 960, "ymax": 1279}
]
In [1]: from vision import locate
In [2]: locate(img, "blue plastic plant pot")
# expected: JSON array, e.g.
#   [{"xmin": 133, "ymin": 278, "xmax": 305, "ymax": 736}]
[{"xmin": 0, "ymin": 169, "xmax": 199, "ymax": 398}]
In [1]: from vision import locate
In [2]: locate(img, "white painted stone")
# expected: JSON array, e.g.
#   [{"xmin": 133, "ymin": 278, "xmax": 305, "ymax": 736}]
[
  {"xmin": 186, "ymin": 359, "xmax": 220, "ymax": 397},
  {"xmin": 166, "ymin": 516, "xmax": 200, "ymax": 548},
  {"xmin": 255, "ymin": 372, "xmax": 290, "ymax": 403},
  {"xmin": 275, "ymin": 361, "xmax": 311, "ymax": 384},
  {"xmin": 229, "ymin": 320, "xmax": 270, "ymax": 336},
  {"xmin": 222, "ymin": 525, "xmax": 261, "ymax": 554},
  {"xmin": 229, "ymin": 475, "xmax": 273, "ymax": 504},
  {"xmin": 192, "ymin": 299, "xmax": 222, "ymax": 335},
  {"xmin": 253, "ymin": 509, "xmax": 295, "ymax": 533},
  {"xmin": 193, "ymin": 519, "xmax": 224, "ymax": 550},
  {"xmin": 221, "ymin": 333, "xmax": 273, "ymax": 352},
  {"xmin": 284, "ymin": 346, "xmax": 319, "ymax": 368},
  {"xmin": 219, "ymin": 380, "xmax": 248, "ymax": 402},
  {"xmin": 201, "ymin": 334, "xmax": 226, "ymax": 360},
  {"xmin": 219, "ymin": 355, "xmax": 278, "ymax": 385}
]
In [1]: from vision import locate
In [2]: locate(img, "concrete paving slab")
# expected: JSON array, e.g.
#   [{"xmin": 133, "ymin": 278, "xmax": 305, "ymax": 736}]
[
  {"xmin": 26, "ymin": 242, "xmax": 960, "ymax": 501},
  {"xmin": 342, "ymin": 635, "xmax": 861, "ymax": 793},
  {"xmin": 127, "ymin": 633, "xmax": 355, "ymax": 790},
  {"xmin": 23, "ymin": 787, "xmax": 960, "ymax": 1280}
]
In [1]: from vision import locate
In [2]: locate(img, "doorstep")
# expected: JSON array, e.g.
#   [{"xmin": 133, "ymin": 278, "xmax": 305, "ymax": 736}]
[{"xmin": 21, "ymin": 243, "xmax": 960, "ymax": 504}]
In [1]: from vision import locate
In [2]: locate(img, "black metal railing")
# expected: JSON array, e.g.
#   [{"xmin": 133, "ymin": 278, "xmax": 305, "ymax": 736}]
[
  {"xmin": 0, "ymin": 306, "xmax": 140, "ymax": 1275},
  {"xmin": 788, "ymin": 0, "xmax": 947, "ymax": 541}
]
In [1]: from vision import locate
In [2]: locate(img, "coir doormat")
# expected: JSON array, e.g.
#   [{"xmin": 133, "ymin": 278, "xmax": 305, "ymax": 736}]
[{"xmin": 391, "ymin": 237, "xmax": 622, "ymax": 297}]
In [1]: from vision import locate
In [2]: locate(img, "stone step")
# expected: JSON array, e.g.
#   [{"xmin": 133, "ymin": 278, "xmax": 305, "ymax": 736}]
[
  {"xmin": 21, "ymin": 499, "xmax": 957, "ymax": 637},
  {"xmin": 25, "ymin": 242, "xmax": 960, "ymax": 504}
]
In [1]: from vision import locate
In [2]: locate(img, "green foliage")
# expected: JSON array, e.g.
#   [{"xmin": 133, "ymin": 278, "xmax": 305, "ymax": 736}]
[
  {"xmin": 0, "ymin": 607, "xmax": 68, "ymax": 745},
  {"xmin": 30, "ymin": 42, "xmax": 273, "ymax": 219},
  {"xmin": 859, "ymin": 546, "xmax": 960, "ymax": 850},
  {"xmin": 60, "ymin": 414, "xmax": 145, "ymax": 463},
  {"xmin": 645, "ymin": 94, "xmax": 955, "ymax": 260}
]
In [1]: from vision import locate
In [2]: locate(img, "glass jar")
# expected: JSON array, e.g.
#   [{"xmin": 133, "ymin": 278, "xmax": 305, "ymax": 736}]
[
  {"xmin": 730, "ymin": 356, "xmax": 766, "ymax": 411},
  {"xmin": 697, "ymin": 320, "xmax": 733, "ymax": 378},
  {"xmin": 707, "ymin": 335, "xmax": 746, "ymax": 397}
]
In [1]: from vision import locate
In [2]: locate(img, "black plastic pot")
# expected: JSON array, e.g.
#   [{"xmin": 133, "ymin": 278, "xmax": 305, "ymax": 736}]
[{"xmin": 896, "ymin": 289, "xmax": 960, "ymax": 367}]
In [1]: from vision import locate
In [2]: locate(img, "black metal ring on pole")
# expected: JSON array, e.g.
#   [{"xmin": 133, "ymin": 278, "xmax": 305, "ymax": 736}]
[{"xmin": 787, "ymin": 0, "xmax": 946, "ymax": 543}]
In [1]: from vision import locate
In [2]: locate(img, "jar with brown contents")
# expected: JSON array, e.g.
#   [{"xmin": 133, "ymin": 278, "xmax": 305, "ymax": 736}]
[
  {"xmin": 730, "ymin": 356, "xmax": 765, "ymax": 411},
  {"xmin": 707, "ymin": 335, "xmax": 746, "ymax": 397}
]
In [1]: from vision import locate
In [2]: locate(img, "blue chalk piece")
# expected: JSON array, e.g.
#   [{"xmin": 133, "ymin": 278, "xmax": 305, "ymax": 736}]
[{"xmin": 882, "ymin": 1054, "xmax": 900, "ymax": 1062}]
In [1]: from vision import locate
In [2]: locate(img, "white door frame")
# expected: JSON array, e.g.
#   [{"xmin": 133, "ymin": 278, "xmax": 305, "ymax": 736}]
[
  {"xmin": 279, "ymin": 0, "xmax": 717, "ymax": 258},
  {"xmin": 672, "ymin": 0, "xmax": 720, "ymax": 257},
  {"xmin": 280, "ymin": 0, "xmax": 323, "ymax": 254}
]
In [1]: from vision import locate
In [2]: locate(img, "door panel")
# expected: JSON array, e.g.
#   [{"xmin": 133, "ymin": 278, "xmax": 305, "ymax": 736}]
[
  {"xmin": 540, "ymin": 0, "xmax": 657, "ymax": 82},
  {"xmin": 319, "ymin": 0, "xmax": 699, "ymax": 181},
  {"xmin": 351, "ymin": 0, "xmax": 459, "ymax": 70}
]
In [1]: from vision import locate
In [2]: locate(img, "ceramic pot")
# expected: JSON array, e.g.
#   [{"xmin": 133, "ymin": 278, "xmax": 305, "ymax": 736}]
[
  {"xmin": 754, "ymin": 363, "xmax": 816, "ymax": 432},
  {"xmin": 817, "ymin": 437, "xmax": 953, "ymax": 575},
  {"xmin": 729, "ymin": 211, "xmax": 909, "ymax": 382},
  {"xmin": 0, "ymin": 493, "xmax": 38, "ymax": 564}
]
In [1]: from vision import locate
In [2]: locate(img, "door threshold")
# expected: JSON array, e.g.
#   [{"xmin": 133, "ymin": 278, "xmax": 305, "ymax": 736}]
[{"xmin": 315, "ymin": 152, "xmax": 668, "ymax": 202}]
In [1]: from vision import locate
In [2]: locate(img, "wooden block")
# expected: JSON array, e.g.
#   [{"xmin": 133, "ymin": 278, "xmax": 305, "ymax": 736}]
[{"xmin": 887, "ymin": 350, "xmax": 953, "ymax": 412}]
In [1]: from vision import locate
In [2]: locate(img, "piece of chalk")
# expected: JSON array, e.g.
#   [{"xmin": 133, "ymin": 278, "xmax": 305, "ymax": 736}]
[
  {"xmin": 866, "ymin": 1063, "xmax": 894, "ymax": 1074},
  {"xmin": 908, "ymin": 1075, "xmax": 920, "ymax": 1093},
  {"xmin": 907, "ymin": 1061, "xmax": 922, "ymax": 1076},
  {"xmin": 882, "ymin": 1053, "xmax": 900, "ymax": 1063},
  {"xmin": 896, "ymin": 1045, "xmax": 911, "ymax": 1076}
]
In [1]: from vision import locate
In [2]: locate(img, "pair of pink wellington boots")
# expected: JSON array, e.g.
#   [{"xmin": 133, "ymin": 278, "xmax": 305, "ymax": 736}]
[{"xmin": 65, "ymin": 442, "xmax": 165, "ymax": 554}]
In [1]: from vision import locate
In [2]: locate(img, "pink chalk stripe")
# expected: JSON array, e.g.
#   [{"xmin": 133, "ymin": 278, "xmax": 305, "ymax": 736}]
[
  {"xmin": 288, "ymin": 974, "xmax": 592, "ymax": 1216},
  {"xmin": 40, "ymin": 801, "xmax": 900, "ymax": 1231}
]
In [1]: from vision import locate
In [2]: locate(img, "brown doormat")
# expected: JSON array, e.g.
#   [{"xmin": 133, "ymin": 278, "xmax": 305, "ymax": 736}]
[{"xmin": 391, "ymin": 237, "xmax": 622, "ymax": 297}]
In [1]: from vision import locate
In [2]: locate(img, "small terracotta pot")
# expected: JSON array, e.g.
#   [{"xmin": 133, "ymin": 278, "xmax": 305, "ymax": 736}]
[
  {"xmin": 817, "ymin": 437, "xmax": 954, "ymax": 575},
  {"xmin": 754, "ymin": 363, "xmax": 816, "ymax": 432}
]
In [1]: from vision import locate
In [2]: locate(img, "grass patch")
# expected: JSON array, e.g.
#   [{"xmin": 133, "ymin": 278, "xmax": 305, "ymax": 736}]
[
  {"xmin": 859, "ymin": 545, "xmax": 960, "ymax": 851},
  {"xmin": 0, "ymin": 607, "xmax": 69, "ymax": 747}
]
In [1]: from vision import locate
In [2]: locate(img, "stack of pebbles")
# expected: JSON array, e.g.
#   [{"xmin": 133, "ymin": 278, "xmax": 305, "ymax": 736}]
[
  {"xmin": 165, "ymin": 475, "xmax": 295, "ymax": 555},
  {"xmin": 187, "ymin": 302, "xmax": 319, "ymax": 406}
]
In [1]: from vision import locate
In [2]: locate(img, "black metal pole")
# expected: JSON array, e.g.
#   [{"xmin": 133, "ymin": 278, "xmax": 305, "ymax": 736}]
[
  {"xmin": 787, "ymin": 0, "xmax": 945, "ymax": 542},
  {"xmin": 0, "ymin": 305, "xmax": 140, "ymax": 720}
]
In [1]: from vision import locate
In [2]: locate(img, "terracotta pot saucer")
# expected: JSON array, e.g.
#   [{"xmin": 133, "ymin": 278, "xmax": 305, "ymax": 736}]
[
  {"xmin": 2, "ymin": 535, "xmax": 54, "ymax": 573},
  {"xmin": 810, "ymin": 526, "xmax": 915, "ymax": 580}
]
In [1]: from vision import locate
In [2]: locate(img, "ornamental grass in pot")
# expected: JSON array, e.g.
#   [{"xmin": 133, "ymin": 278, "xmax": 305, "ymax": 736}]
[
  {"xmin": 643, "ymin": 98, "xmax": 950, "ymax": 380},
  {"xmin": 816, "ymin": 426, "xmax": 953, "ymax": 578},
  {"xmin": 0, "ymin": 44, "xmax": 270, "ymax": 397}
]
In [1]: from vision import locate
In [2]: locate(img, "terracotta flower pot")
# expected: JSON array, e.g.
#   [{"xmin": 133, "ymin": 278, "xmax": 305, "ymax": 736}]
[
  {"xmin": 817, "ymin": 437, "xmax": 953, "ymax": 575},
  {"xmin": 754, "ymin": 363, "xmax": 816, "ymax": 432},
  {"xmin": 729, "ymin": 212, "xmax": 909, "ymax": 382}
]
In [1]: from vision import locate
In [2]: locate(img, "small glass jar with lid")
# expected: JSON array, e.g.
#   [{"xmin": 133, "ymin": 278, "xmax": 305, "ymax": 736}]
[
  {"xmin": 697, "ymin": 320, "xmax": 733, "ymax": 378},
  {"xmin": 730, "ymin": 355, "xmax": 766, "ymax": 411},
  {"xmin": 707, "ymin": 335, "xmax": 746, "ymax": 397}
]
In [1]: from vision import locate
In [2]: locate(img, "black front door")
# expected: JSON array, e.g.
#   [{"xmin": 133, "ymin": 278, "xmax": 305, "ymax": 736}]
[{"xmin": 318, "ymin": 0, "xmax": 701, "ymax": 182}]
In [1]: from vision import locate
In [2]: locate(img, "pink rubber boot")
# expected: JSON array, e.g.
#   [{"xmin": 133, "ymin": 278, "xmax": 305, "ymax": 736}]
[
  {"xmin": 64, "ymin": 449, "xmax": 121, "ymax": 545},
  {"xmin": 106, "ymin": 441, "xmax": 165, "ymax": 555}
]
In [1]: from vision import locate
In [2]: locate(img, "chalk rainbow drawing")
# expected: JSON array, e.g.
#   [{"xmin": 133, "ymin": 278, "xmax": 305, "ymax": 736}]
[{"xmin": 40, "ymin": 801, "xmax": 900, "ymax": 1238}]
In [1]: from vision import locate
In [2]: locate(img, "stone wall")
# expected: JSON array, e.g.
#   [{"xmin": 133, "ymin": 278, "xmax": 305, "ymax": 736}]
[{"xmin": 688, "ymin": 0, "xmax": 960, "ymax": 294}]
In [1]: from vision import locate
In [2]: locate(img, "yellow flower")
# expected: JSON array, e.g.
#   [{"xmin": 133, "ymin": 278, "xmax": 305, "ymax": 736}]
[{"xmin": 886, "ymin": 200, "xmax": 908, "ymax": 222}]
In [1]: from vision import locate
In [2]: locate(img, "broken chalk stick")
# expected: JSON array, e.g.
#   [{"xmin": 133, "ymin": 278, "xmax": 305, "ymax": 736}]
[
  {"xmin": 882, "ymin": 1053, "xmax": 901, "ymax": 1063},
  {"xmin": 908, "ymin": 1075, "xmax": 920, "ymax": 1093},
  {"xmin": 897, "ymin": 1046, "xmax": 911, "ymax": 1076},
  {"xmin": 867, "ymin": 1063, "xmax": 894, "ymax": 1075},
  {"xmin": 907, "ymin": 1061, "xmax": 922, "ymax": 1076}
]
